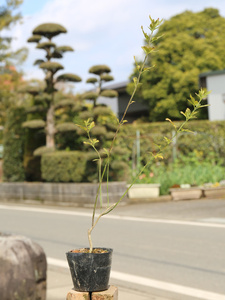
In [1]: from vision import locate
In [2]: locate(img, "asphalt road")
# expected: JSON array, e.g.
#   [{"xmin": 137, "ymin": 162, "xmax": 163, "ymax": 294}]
[{"xmin": 0, "ymin": 199, "xmax": 225, "ymax": 300}]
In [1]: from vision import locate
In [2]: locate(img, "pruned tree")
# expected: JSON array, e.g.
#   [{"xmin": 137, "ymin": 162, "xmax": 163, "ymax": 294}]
[
  {"xmin": 80, "ymin": 65, "xmax": 130, "ymax": 181},
  {"xmin": 83, "ymin": 64, "xmax": 118, "ymax": 107},
  {"xmin": 25, "ymin": 23, "xmax": 82, "ymax": 153}
]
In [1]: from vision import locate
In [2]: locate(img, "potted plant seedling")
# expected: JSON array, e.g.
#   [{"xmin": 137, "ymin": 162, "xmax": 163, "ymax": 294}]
[{"xmin": 66, "ymin": 16, "xmax": 210, "ymax": 292}]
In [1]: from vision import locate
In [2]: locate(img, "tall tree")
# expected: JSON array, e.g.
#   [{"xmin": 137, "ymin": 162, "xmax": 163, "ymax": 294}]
[
  {"xmin": 0, "ymin": 0, "xmax": 27, "ymax": 125},
  {"xmin": 0, "ymin": 0, "xmax": 27, "ymax": 66},
  {"xmin": 24, "ymin": 23, "xmax": 82, "ymax": 152},
  {"xmin": 128, "ymin": 8, "xmax": 225, "ymax": 121}
]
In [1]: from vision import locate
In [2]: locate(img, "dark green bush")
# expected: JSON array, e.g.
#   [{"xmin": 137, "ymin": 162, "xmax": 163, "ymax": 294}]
[
  {"xmin": 23, "ymin": 128, "xmax": 45, "ymax": 181},
  {"xmin": 3, "ymin": 107, "xmax": 26, "ymax": 182},
  {"xmin": 41, "ymin": 151, "xmax": 87, "ymax": 182}
]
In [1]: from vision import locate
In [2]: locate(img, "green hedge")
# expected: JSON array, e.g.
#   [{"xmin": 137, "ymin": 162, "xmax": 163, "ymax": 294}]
[
  {"xmin": 23, "ymin": 129, "xmax": 45, "ymax": 181},
  {"xmin": 3, "ymin": 107, "xmax": 26, "ymax": 182},
  {"xmin": 41, "ymin": 151, "xmax": 87, "ymax": 182},
  {"xmin": 117, "ymin": 120, "xmax": 225, "ymax": 166}
]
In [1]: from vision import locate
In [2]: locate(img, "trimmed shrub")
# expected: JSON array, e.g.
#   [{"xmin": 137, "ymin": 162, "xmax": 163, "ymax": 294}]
[
  {"xmin": 23, "ymin": 129, "xmax": 45, "ymax": 181},
  {"xmin": 110, "ymin": 160, "xmax": 130, "ymax": 181},
  {"xmin": 41, "ymin": 151, "xmax": 87, "ymax": 182},
  {"xmin": 100, "ymin": 90, "xmax": 118, "ymax": 98},
  {"xmin": 3, "ymin": 107, "xmax": 26, "ymax": 182}
]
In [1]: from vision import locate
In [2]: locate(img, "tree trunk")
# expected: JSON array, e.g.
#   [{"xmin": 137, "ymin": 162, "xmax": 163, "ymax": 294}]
[{"xmin": 46, "ymin": 103, "xmax": 55, "ymax": 149}]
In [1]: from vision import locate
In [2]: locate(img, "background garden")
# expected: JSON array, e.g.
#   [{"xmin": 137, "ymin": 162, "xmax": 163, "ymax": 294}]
[{"xmin": 1, "ymin": 1, "xmax": 225, "ymax": 195}]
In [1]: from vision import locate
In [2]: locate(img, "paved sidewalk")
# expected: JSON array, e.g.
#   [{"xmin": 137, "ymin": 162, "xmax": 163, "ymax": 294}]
[{"xmin": 47, "ymin": 266, "xmax": 169, "ymax": 300}]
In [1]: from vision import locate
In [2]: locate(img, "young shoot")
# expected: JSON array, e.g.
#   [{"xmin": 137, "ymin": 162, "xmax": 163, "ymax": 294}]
[{"xmin": 78, "ymin": 16, "xmax": 209, "ymax": 253}]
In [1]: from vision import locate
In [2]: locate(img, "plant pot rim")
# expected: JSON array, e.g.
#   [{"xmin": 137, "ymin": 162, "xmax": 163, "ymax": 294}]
[
  {"xmin": 169, "ymin": 187, "xmax": 202, "ymax": 191},
  {"xmin": 203, "ymin": 186, "xmax": 225, "ymax": 190},
  {"xmin": 127, "ymin": 183, "xmax": 161, "ymax": 188},
  {"xmin": 66, "ymin": 247, "xmax": 113, "ymax": 255}
]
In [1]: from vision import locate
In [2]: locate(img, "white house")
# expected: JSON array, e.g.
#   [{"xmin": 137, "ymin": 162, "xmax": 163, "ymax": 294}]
[{"xmin": 199, "ymin": 70, "xmax": 225, "ymax": 121}]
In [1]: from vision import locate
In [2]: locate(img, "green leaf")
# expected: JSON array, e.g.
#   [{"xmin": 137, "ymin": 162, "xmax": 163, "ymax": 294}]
[
  {"xmin": 134, "ymin": 56, "xmax": 140, "ymax": 70},
  {"xmin": 199, "ymin": 104, "xmax": 210, "ymax": 108},
  {"xmin": 152, "ymin": 153, "xmax": 164, "ymax": 160},
  {"xmin": 165, "ymin": 118, "xmax": 177, "ymax": 129},
  {"xmin": 151, "ymin": 35, "xmax": 164, "ymax": 43},
  {"xmin": 154, "ymin": 143, "xmax": 162, "ymax": 150},
  {"xmin": 133, "ymin": 77, "xmax": 138, "ymax": 84},
  {"xmin": 180, "ymin": 108, "xmax": 191, "ymax": 120},
  {"xmin": 75, "ymin": 124, "xmax": 87, "ymax": 132},
  {"xmin": 92, "ymin": 138, "xmax": 99, "ymax": 145},
  {"xmin": 141, "ymin": 26, "xmax": 150, "ymax": 42},
  {"xmin": 143, "ymin": 66, "xmax": 155, "ymax": 73},
  {"xmin": 164, "ymin": 136, "xmax": 171, "ymax": 144},
  {"xmin": 180, "ymin": 128, "xmax": 194, "ymax": 133},
  {"xmin": 188, "ymin": 95, "xmax": 198, "ymax": 107},
  {"xmin": 103, "ymin": 148, "xmax": 109, "ymax": 157},
  {"xmin": 148, "ymin": 16, "xmax": 163, "ymax": 32},
  {"xmin": 141, "ymin": 45, "xmax": 155, "ymax": 55}
]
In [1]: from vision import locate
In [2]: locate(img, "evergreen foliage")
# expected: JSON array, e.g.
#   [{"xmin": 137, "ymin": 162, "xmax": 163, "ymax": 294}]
[
  {"xmin": 26, "ymin": 22, "xmax": 82, "ymax": 153},
  {"xmin": 23, "ymin": 127, "xmax": 45, "ymax": 181},
  {"xmin": 0, "ymin": 0, "xmax": 28, "ymax": 66},
  {"xmin": 56, "ymin": 73, "xmax": 82, "ymax": 82},
  {"xmin": 128, "ymin": 8, "xmax": 225, "ymax": 121},
  {"xmin": 100, "ymin": 89, "xmax": 118, "ymax": 98},
  {"xmin": 56, "ymin": 122, "xmax": 78, "ymax": 132},
  {"xmin": 3, "ymin": 107, "xmax": 26, "ymax": 181},
  {"xmin": 22, "ymin": 119, "xmax": 46, "ymax": 129},
  {"xmin": 27, "ymin": 35, "xmax": 42, "ymax": 43},
  {"xmin": 32, "ymin": 23, "xmax": 67, "ymax": 39},
  {"xmin": 88, "ymin": 65, "xmax": 111, "ymax": 75},
  {"xmin": 41, "ymin": 151, "xmax": 87, "ymax": 182}
]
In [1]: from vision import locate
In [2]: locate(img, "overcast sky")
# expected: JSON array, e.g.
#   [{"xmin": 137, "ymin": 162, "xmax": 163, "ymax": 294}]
[{"xmin": 9, "ymin": 0, "xmax": 225, "ymax": 93}]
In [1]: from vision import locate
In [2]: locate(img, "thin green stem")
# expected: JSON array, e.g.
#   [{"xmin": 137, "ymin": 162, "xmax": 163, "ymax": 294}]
[{"xmin": 85, "ymin": 15, "xmax": 209, "ymax": 252}]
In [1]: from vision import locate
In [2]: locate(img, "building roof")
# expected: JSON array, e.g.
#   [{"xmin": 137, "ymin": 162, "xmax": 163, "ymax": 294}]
[
  {"xmin": 199, "ymin": 69, "xmax": 225, "ymax": 78},
  {"xmin": 102, "ymin": 80, "xmax": 129, "ymax": 92}
]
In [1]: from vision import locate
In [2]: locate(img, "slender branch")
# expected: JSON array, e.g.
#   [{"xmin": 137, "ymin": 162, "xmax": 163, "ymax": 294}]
[{"xmin": 84, "ymin": 16, "xmax": 209, "ymax": 252}]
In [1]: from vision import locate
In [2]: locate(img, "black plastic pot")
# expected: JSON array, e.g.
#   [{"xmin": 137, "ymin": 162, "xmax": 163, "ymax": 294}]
[{"xmin": 66, "ymin": 248, "xmax": 113, "ymax": 292}]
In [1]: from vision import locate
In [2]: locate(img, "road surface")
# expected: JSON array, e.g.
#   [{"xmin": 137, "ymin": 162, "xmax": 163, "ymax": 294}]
[{"xmin": 0, "ymin": 199, "xmax": 225, "ymax": 300}]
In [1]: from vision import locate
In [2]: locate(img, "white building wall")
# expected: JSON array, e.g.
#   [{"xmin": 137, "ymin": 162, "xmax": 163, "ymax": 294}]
[{"xmin": 206, "ymin": 74, "xmax": 225, "ymax": 121}]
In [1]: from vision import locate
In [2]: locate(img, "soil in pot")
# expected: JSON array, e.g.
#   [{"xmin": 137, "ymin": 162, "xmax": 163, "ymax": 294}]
[{"xmin": 66, "ymin": 247, "xmax": 113, "ymax": 292}]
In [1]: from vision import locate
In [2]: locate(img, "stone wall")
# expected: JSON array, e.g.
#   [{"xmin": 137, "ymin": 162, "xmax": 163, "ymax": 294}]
[{"xmin": 0, "ymin": 182, "xmax": 127, "ymax": 205}]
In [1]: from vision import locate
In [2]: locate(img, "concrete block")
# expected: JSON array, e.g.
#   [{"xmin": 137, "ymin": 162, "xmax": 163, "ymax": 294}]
[
  {"xmin": 170, "ymin": 187, "xmax": 203, "ymax": 201},
  {"xmin": 66, "ymin": 286, "xmax": 118, "ymax": 300},
  {"xmin": 203, "ymin": 186, "xmax": 225, "ymax": 198},
  {"xmin": 128, "ymin": 184, "xmax": 160, "ymax": 199},
  {"xmin": 92, "ymin": 286, "xmax": 118, "ymax": 300},
  {"xmin": 66, "ymin": 289, "xmax": 90, "ymax": 300}
]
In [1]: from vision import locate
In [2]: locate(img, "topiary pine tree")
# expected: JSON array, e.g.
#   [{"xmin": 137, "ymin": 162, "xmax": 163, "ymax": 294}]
[
  {"xmin": 80, "ymin": 64, "xmax": 118, "ymax": 149},
  {"xmin": 83, "ymin": 64, "xmax": 118, "ymax": 107},
  {"xmin": 79, "ymin": 65, "xmax": 130, "ymax": 182},
  {"xmin": 25, "ymin": 23, "xmax": 82, "ymax": 153}
]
